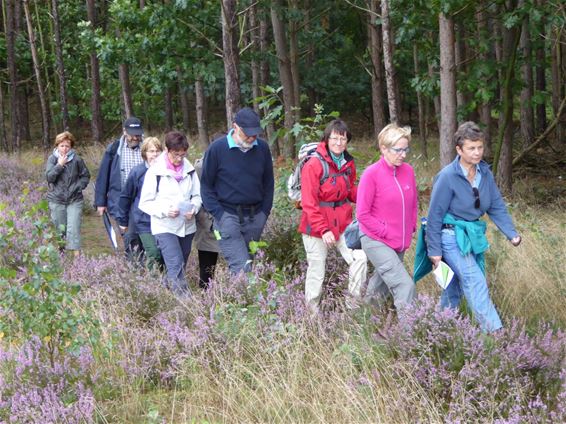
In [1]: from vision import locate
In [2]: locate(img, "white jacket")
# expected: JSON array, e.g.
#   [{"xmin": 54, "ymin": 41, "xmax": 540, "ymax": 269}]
[{"xmin": 139, "ymin": 153, "xmax": 202, "ymax": 237}]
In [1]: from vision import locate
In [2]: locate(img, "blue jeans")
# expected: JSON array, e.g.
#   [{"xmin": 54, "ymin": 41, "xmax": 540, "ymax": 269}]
[
  {"xmin": 214, "ymin": 211, "xmax": 267, "ymax": 275},
  {"xmin": 154, "ymin": 232, "xmax": 194, "ymax": 295},
  {"xmin": 440, "ymin": 232, "xmax": 502, "ymax": 332}
]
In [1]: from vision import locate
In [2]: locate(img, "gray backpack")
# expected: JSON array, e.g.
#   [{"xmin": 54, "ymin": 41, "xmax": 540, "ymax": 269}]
[{"xmin": 287, "ymin": 143, "xmax": 329, "ymax": 202}]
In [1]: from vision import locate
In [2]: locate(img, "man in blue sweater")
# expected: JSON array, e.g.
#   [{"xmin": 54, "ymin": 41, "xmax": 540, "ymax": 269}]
[
  {"xmin": 94, "ymin": 117, "xmax": 144, "ymax": 257},
  {"xmin": 200, "ymin": 107, "xmax": 274, "ymax": 275}
]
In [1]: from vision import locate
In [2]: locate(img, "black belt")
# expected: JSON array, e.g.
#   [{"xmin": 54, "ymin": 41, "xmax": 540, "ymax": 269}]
[
  {"xmin": 319, "ymin": 199, "xmax": 348, "ymax": 208},
  {"xmin": 442, "ymin": 224, "xmax": 455, "ymax": 229}
]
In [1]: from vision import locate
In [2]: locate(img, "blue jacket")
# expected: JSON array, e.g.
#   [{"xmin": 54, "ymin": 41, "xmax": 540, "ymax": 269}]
[
  {"xmin": 200, "ymin": 133, "xmax": 274, "ymax": 221},
  {"xmin": 426, "ymin": 156, "xmax": 518, "ymax": 257},
  {"xmin": 116, "ymin": 162, "xmax": 151, "ymax": 234},
  {"xmin": 94, "ymin": 137, "xmax": 142, "ymax": 218}
]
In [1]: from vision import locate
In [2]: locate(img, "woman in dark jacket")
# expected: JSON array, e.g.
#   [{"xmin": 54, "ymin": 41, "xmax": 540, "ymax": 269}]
[
  {"xmin": 117, "ymin": 137, "xmax": 164, "ymax": 270},
  {"xmin": 46, "ymin": 131, "xmax": 90, "ymax": 255},
  {"xmin": 299, "ymin": 119, "xmax": 367, "ymax": 313}
]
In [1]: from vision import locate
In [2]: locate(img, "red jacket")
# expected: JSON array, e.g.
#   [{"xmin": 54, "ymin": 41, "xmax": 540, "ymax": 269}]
[{"xmin": 298, "ymin": 142, "xmax": 358, "ymax": 238}]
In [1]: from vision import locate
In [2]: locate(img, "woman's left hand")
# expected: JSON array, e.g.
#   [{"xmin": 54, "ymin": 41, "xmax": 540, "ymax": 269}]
[
  {"xmin": 184, "ymin": 210, "xmax": 195, "ymax": 220},
  {"xmin": 321, "ymin": 231, "xmax": 336, "ymax": 247}
]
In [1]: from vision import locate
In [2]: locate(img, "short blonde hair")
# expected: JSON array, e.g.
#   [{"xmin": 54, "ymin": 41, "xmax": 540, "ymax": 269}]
[
  {"xmin": 378, "ymin": 124, "xmax": 411, "ymax": 149},
  {"xmin": 141, "ymin": 136, "xmax": 163, "ymax": 161},
  {"xmin": 54, "ymin": 131, "xmax": 75, "ymax": 147}
]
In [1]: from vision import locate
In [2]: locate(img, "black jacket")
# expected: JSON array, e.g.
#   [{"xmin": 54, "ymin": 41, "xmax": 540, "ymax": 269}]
[{"xmin": 45, "ymin": 153, "xmax": 91, "ymax": 205}]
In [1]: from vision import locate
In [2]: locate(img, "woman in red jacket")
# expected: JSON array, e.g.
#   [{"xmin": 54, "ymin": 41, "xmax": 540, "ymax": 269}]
[{"xmin": 299, "ymin": 119, "xmax": 367, "ymax": 314}]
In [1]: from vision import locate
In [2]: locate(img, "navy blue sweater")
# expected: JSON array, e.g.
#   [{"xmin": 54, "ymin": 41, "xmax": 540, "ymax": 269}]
[{"xmin": 200, "ymin": 134, "xmax": 274, "ymax": 221}]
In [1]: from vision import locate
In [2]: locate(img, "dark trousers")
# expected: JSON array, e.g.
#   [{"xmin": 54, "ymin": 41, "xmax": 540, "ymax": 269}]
[{"xmin": 198, "ymin": 250, "xmax": 218, "ymax": 289}]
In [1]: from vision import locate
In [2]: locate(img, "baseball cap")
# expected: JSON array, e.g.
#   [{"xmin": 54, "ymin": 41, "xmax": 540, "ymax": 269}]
[
  {"xmin": 234, "ymin": 107, "xmax": 263, "ymax": 137},
  {"xmin": 123, "ymin": 117, "xmax": 143, "ymax": 136}
]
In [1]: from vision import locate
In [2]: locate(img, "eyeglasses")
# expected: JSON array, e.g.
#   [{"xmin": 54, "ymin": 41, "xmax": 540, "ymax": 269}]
[
  {"xmin": 168, "ymin": 151, "xmax": 186, "ymax": 159},
  {"xmin": 389, "ymin": 146, "xmax": 411, "ymax": 155},
  {"xmin": 329, "ymin": 136, "xmax": 348, "ymax": 143},
  {"xmin": 472, "ymin": 187, "xmax": 480, "ymax": 209}
]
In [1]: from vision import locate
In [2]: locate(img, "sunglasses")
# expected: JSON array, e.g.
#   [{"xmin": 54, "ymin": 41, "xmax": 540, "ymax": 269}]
[{"xmin": 472, "ymin": 187, "xmax": 480, "ymax": 209}]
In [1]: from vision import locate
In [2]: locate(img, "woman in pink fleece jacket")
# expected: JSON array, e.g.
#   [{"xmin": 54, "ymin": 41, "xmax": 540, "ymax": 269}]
[{"xmin": 357, "ymin": 124, "xmax": 418, "ymax": 310}]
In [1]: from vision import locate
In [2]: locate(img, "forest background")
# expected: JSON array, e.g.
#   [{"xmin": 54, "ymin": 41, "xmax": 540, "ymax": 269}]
[
  {"xmin": 0, "ymin": 0, "xmax": 565, "ymax": 192},
  {"xmin": 0, "ymin": 0, "xmax": 565, "ymax": 422}
]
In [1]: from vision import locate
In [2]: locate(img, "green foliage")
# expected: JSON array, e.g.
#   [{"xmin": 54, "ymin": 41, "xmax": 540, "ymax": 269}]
[
  {"xmin": 256, "ymin": 86, "xmax": 340, "ymax": 148},
  {"xmin": 0, "ymin": 200, "xmax": 98, "ymax": 360}
]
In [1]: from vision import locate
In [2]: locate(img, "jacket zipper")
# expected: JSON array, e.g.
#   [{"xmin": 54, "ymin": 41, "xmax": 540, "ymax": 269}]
[{"xmin": 393, "ymin": 168, "xmax": 406, "ymax": 251}]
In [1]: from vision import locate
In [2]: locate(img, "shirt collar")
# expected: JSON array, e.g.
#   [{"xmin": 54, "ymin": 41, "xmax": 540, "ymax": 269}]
[
  {"xmin": 459, "ymin": 162, "xmax": 481, "ymax": 178},
  {"xmin": 227, "ymin": 129, "xmax": 258, "ymax": 149}
]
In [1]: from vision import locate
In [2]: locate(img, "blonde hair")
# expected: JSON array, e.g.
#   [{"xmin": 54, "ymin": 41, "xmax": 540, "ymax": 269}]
[
  {"xmin": 378, "ymin": 124, "xmax": 411, "ymax": 149},
  {"xmin": 140, "ymin": 136, "xmax": 164, "ymax": 161},
  {"xmin": 54, "ymin": 131, "xmax": 76, "ymax": 147}
]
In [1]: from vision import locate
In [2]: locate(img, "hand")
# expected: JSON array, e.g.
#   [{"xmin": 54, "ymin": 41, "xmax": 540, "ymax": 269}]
[
  {"xmin": 429, "ymin": 256, "xmax": 442, "ymax": 269},
  {"xmin": 97, "ymin": 206, "xmax": 107, "ymax": 216},
  {"xmin": 321, "ymin": 231, "xmax": 336, "ymax": 247},
  {"xmin": 119, "ymin": 226, "xmax": 127, "ymax": 235},
  {"xmin": 57, "ymin": 154, "xmax": 67, "ymax": 167},
  {"xmin": 510, "ymin": 235, "xmax": 521, "ymax": 247},
  {"xmin": 167, "ymin": 207, "xmax": 180, "ymax": 218},
  {"xmin": 183, "ymin": 210, "xmax": 195, "ymax": 220}
]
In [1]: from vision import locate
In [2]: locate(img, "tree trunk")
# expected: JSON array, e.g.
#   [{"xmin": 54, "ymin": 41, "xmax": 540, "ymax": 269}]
[
  {"xmin": 259, "ymin": 13, "xmax": 279, "ymax": 156},
  {"xmin": 519, "ymin": 2, "xmax": 534, "ymax": 148},
  {"xmin": 368, "ymin": 0, "xmax": 386, "ymax": 138},
  {"xmin": 221, "ymin": 0, "xmax": 241, "ymax": 127},
  {"xmin": 6, "ymin": 0, "xmax": 19, "ymax": 150},
  {"xmin": 427, "ymin": 61, "xmax": 441, "ymax": 132},
  {"xmin": 493, "ymin": 2, "xmax": 521, "ymax": 193},
  {"xmin": 476, "ymin": 5, "xmax": 492, "ymax": 156},
  {"xmin": 118, "ymin": 62, "xmax": 134, "ymax": 118},
  {"xmin": 249, "ymin": 3, "xmax": 261, "ymax": 113},
  {"xmin": 23, "ymin": 0, "xmax": 50, "ymax": 148},
  {"xmin": 0, "ymin": 82, "xmax": 8, "ymax": 151},
  {"xmin": 51, "ymin": 0, "xmax": 70, "ymax": 131},
  {"xmin": 164, "ymin": 86, "xmax": 174, "ymax": 131},
  {"xmin": 534, "ymin": 0, "xmax": 546, "ymax": 133},
  {"xmin": 288, "ymin": 0, "xmax": 301, "ymax": 122},
  {"xmin": 176, "ymin": 66, "xmax": 190, "ymax": 133},
  {"xmin": 439, "ymin": 12, "xmax": 457, "ymax": 167},
  {"xmin": 195, "ymin": 76, "xmax": 209, "ymax": 148},
  {"xmin": 413, "ymin": 44, "xmax": 427, "ymax": 159},
  {"xmin": 381, "ymin": 0, "xmax": 399, "ymax": 123},
  {"xmin": 86, "ymin": 0, "xmax": 103, "ymax": 142},
  {"xmin": 271, "ymin": 0, "xmax": 298, "ymax": 158},
  {"xmin": 550, "ymin": 26, "xmax": 565, "ymax": 145}
]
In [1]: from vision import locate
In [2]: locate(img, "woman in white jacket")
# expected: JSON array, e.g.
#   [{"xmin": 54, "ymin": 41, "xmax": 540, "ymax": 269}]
[{"xmin": 139, "ymin": 131, "xmax": 201, "ymax": 295}]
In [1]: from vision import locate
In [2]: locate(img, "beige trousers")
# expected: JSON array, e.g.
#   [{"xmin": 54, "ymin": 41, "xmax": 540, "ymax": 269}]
[{"xmin": 302, "ymin": 233, "xmax": 368, "ymax": 312}]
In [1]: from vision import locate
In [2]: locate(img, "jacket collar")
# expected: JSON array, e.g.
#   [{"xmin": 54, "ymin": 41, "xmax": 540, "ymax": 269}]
[
  {"xmin": 153, "ymin": 152, "xmax": 194, "ymax": 177},
  {"xmin": 316, "ymin": 142, "xmax": 354, "ymax": 165},
  {"xmin": 450, "ymin": 156, "xmax": 490, "ymax": 177}
]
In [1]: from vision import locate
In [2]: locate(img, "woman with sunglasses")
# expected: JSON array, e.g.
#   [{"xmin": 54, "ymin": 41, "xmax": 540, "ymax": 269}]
[
  {"xmin": 357, "ymin": 123, "xmax": 418, "ymax": 310},
  {"xmin": 426, "ymin": 121, "xmax": 521, "ymax": 333}
]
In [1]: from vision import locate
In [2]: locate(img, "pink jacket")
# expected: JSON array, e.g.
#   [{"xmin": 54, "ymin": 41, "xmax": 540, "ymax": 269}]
[{"xmin": 357, "ymin": 157, "xmax": 417, "ymax": 252}]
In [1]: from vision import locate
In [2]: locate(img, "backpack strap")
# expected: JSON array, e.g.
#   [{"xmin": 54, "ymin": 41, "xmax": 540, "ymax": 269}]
[{"xmin": 313, "ymin": 152, "xmax": 330, "ymax": 186}]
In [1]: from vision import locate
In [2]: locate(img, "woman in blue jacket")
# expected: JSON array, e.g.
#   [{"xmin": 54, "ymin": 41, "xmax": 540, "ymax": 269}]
[
  {"xmin": 426, "ymin": 122, "xmax": 522, "ymax": 333},
  {"xmin": 117, "ymin": 137, "xmax": 164, "ymax": 270}
]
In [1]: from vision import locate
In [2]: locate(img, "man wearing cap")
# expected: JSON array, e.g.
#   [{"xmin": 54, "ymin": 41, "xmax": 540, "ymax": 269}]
[
  {"xmin": 200, "ymin": 107, "xmax": 274, "ymax": 275},
  {"xmin": 94, "ymin": 117, "xmax": 145, "ymax": 256}
]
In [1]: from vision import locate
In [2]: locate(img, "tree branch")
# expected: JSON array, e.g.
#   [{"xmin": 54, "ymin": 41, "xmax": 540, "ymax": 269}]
[{"xmin": 513, "ymin": 95, "xmax": 566, "ymax": 166}]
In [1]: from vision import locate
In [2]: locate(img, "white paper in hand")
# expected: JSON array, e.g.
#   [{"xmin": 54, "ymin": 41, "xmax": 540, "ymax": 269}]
[
  {"xmin": 178, "ymin": 200, "xmax": 194, "ymax": 215},
  {"xmin": 433, "ymin": 261, "xmax": 454, "ymax": 289}
]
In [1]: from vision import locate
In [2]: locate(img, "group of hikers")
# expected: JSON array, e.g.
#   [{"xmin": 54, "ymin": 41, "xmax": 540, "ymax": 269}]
[{"xmin": 45, "ymin": 106, "xmax": 521, "ymax": 333}]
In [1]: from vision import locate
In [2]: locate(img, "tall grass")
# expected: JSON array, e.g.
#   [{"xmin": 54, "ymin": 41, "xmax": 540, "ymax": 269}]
[{"xmin": 1, "ymin": 142, "xmax": 565, "ymax": 423}]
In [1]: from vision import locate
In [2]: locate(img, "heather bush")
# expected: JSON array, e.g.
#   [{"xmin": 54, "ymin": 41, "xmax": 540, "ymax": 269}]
[
  {"xmin": 0, "ymin": 337, "xmax": 95, "ymax": 423},
  {"xmin": 381, "ymin": 296, "xmax": 566, "ymax": 422}
]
